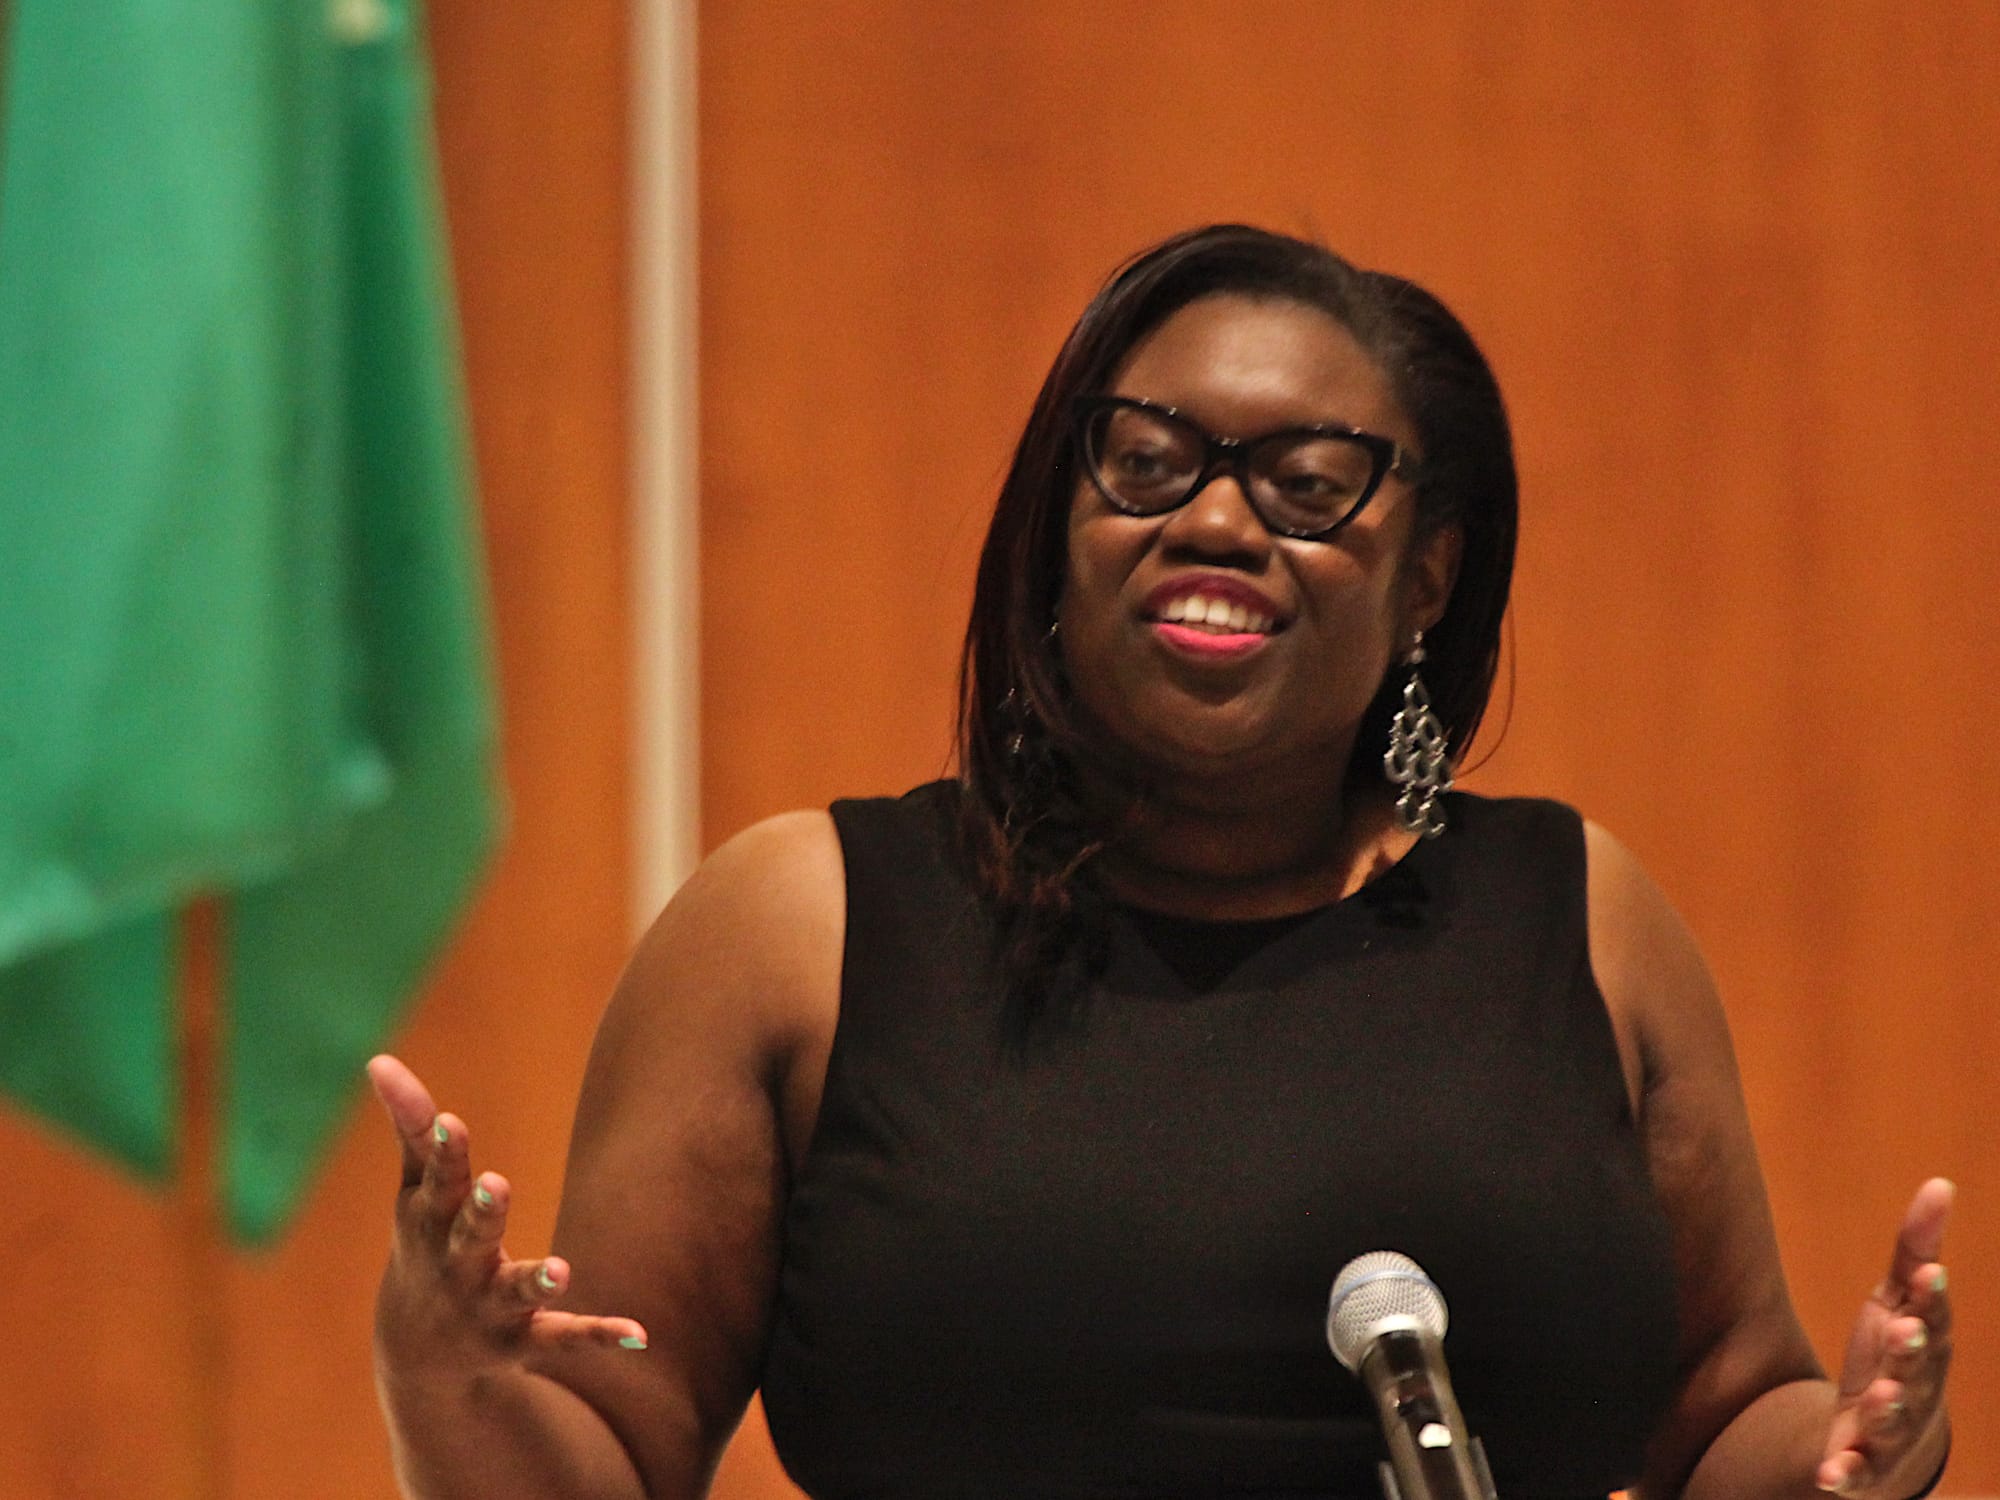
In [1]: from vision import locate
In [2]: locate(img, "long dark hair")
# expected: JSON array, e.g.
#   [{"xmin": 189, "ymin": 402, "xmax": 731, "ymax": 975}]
[{"xmin": 957, "ymin": 224, "xmax": 1518, "ymax": 1008}]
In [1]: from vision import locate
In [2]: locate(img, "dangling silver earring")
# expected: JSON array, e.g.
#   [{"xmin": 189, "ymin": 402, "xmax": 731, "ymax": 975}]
[
  {"xmin": 1384, "ymin": 631, "xmax": 1452, "ymax": 838},
  {"xmin": 999, "ymin": 620, "xmax": 1064, "ymax": 759},
  {"xmin": 1000, "ymin": 688, "xmax": 1029, "ymax": 757}
]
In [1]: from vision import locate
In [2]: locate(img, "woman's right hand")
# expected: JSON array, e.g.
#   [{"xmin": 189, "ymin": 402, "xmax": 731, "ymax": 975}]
[{"xmin": 366, "ymin": 1054, "xmax": 649, "ymax": 1387}]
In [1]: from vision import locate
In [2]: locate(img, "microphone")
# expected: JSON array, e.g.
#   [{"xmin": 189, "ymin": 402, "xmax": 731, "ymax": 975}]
[{"xmin": 1326, "ymin": 1251, "xmax": 1497, "ymax": 1500}]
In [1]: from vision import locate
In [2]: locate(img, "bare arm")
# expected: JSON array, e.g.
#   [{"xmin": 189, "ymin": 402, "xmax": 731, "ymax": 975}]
[
  {"xmin": 371, "ymin": 810, "xmax": 844, "ymax": 1500},
  {"xmin": 1584, "ymin": 823, "xmax": 1952, "ymax": 1500}
]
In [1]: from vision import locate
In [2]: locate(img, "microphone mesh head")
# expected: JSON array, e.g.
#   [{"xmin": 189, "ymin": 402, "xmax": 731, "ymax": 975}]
[{"xmin": 1326, "ymin": 1250, "xmax": 1449, "ymax": 1370}]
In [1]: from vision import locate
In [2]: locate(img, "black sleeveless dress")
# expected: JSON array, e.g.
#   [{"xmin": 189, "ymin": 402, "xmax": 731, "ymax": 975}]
[{"xmin": 761, "ymin": 783, "xmax": 1679, "ymax": 1499}]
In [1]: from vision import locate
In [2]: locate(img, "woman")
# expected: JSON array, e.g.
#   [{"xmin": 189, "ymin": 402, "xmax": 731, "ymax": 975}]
[{"xmin": 368, "ymin": 226, "xmax": 1954, "ymax": 1499}]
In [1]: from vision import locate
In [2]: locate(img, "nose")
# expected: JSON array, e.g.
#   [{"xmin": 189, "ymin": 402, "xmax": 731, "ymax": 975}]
[{"xmin": 1158, "ymin": 463, "xmax": 1273, "ymax": 565}]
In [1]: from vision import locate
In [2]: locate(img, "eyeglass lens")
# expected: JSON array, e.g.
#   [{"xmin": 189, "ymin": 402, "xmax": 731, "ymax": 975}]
[{"xmin": 1085, "ymin": 404, "xmax": 1380, "ymax": 535}]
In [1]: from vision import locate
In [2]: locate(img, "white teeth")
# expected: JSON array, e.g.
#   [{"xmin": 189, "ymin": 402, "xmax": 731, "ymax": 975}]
[{"xmin": 1159, "ymin": 594, "xmax": 1276, "ymax": 634}]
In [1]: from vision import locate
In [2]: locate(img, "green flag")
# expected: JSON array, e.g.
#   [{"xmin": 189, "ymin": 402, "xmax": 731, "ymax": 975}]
[{"xmin": 0, "ymin": 0, "xmax": 500, "ymax": 1241}]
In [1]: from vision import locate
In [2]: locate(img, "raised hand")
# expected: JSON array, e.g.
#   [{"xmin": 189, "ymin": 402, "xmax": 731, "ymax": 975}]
[
  {"xmin": 1816, "ymin": 1178, "xmax": 1954, "ymax": 1497},
  {"xmin": 367, "ymin": 1054, "xmax": 649, "ymax": 1385}
]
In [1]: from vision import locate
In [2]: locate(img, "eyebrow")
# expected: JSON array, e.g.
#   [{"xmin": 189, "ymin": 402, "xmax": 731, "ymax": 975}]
[{"xmin": 1109, "ymin": 395, "xmax": 1395, "ymax": 443}]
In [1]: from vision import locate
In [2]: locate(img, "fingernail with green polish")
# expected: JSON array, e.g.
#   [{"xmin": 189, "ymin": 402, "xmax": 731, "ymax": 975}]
[
  {"xmin": 534, "ymin": 1264, "xmax": 558, "ymax": 1294},
  {"xmin": 1930, "ymin": 1267, "xmax": 1948, "ymax": 1294},
  {"xmin": 472, "ymin": 1182, "xmax": 495, "ymax": 1210},
  {"xmin": 431, "ymin": 1118, "xmax": 449, "ymax": 1146},
  {"xmin": 619, "ymin": 1335, "xmax": 648, "ymax": 1351},
  {"xmin": 1905, "ymin": 1326, "xmax": 1928, "ymax": 1351}
]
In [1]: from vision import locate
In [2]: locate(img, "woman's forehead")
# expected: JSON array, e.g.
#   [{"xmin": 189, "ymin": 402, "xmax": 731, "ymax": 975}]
[{"xmin": 1110, "ymin": 293, "xmax": 1403, "ymax": 436}]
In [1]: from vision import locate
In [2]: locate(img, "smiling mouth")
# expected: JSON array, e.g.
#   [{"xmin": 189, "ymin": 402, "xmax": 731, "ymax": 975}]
[{"xmin": 1152, "ymin": 595, "xmax": 1279, "ymax": 635}]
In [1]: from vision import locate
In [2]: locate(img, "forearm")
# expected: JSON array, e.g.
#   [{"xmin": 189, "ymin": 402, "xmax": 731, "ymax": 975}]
[
  {"xmin": 376, "ymin": 1362, "xmax": 687, "ymax": 1500},
  {"xmin": 1680, "ymin": 1378, "xmax": 1948, "ymax": 1500}
]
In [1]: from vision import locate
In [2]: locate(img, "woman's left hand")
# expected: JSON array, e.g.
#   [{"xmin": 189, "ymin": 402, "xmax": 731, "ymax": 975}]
[{"xmin": 1817, "ymin": 1177, "xmax": 1955, "ymax": 1496}]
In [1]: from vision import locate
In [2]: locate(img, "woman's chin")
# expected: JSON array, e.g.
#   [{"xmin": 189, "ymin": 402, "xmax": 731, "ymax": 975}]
[{"xmin": 1128, "ymin": 714, "xmax": 1298, "ymax": 783}]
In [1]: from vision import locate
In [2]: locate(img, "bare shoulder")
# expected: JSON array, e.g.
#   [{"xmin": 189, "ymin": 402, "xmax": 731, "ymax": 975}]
[
  {"xmin": 1580, "ymin": 817, "xmax": 1749, "ymax": 1177},
  {"xmin": 1581, "ymin": 818, "xmax": 1731, "ymax": 1111},
  {"xmin": 536, "ymin": 810, "xmax": 845, "ymax": 1492},
  {"xmin": 614, "ymin": 808, "xmax": 845, "ymax": 1053},
  {"xmin": 1582, "ymin": 821, "xmax": 1717, "ymax": 1030},
  {"xmin": 577, "ymin": 808, "xmax": 846, "ymax": 1182},
  {"xmin": 1581, "ymin": 819, "xmax": 1821, "ymax": 1496}
]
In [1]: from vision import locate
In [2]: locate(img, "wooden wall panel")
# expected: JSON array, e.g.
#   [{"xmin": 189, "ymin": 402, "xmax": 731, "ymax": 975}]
[
  {"xmin": 0, "ymin": 1125, "xmax": 211, "ymax": 1497},
  {"xmin": 0, "ymin": 3, "xmax": 634, "ymax": 1496},
  {"xmin": 700, "ymin": 2, "xmax": 1998, "ymax": 1494}
]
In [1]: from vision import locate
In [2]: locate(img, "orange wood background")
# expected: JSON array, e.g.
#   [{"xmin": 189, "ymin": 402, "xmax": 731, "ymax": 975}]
[{"xmin": 2, "ymin": 3, "xmax": 1994, "ymax": 1497}]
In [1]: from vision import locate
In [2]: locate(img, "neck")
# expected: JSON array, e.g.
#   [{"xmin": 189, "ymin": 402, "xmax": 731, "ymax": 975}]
[{"xmin": 1086, "ymin": 765, "xmax": 1413, "ymax": 920}]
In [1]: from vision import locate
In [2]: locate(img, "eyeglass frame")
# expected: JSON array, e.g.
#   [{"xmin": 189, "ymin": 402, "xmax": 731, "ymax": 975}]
[{"xmin": 1069, "ymin": 394, "xmax": 1420, "ymax": 541}]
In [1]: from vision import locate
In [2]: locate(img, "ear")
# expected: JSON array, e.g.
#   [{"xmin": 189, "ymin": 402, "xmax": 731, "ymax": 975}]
[{"xmin": 1404, "ymin": 522, "xmax": 1464, "ymax": 636}]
